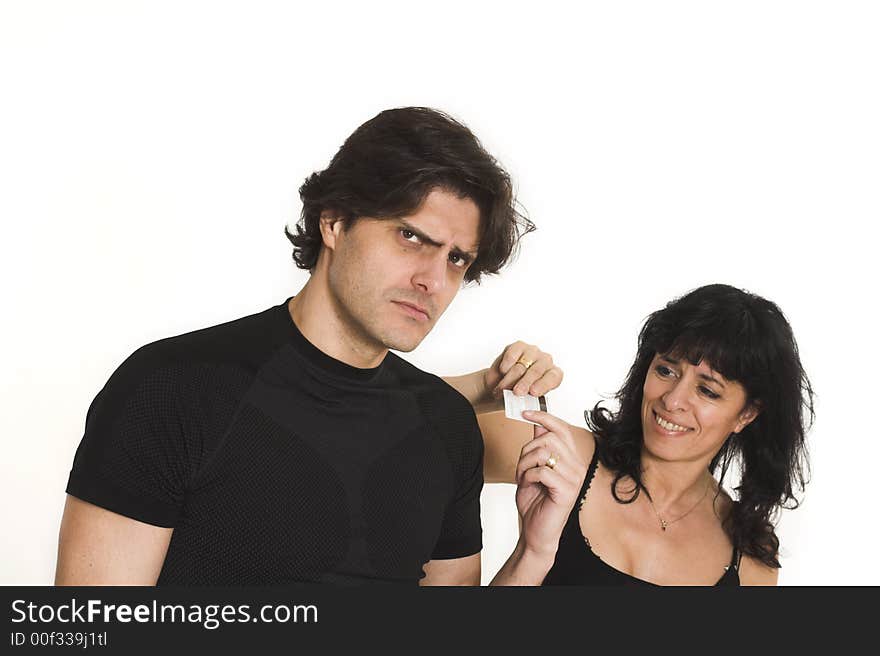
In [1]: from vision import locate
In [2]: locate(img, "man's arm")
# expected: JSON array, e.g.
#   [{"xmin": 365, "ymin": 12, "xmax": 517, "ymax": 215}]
[
  {"xmin": 55, "ymin": 495, "xmax": 173, "ymax": 585},
  {"xmin": 420, "ymin": 553, "xmax": 481, "ymax": 586}
]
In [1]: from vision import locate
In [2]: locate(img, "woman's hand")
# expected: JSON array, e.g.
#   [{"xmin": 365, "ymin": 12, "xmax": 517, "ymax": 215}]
[
  {"xmin": 441, "ymin": 341, "xmax": 564, "ymax": 411},
  {"xmin": 484, "ymin": 341, "xmax": 563, "ymax": 399},
  {"xmin": 514, "ymin": 411, "xmax": 587, "ymax": 560}
]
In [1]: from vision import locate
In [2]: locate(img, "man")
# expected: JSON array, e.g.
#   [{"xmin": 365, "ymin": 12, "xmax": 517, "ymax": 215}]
[{"xmin": 55, "ymin": 107, "xmax": 559, "ymax": 585}]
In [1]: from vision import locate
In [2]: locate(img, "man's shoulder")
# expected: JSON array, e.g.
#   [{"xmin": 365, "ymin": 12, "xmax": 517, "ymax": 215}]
[
  {"xmin": 99, "ymin": 301, "xmax": 286, "ymax": 399},
  {"xmin": 386, "ymin": 353, "xmax": 473, "ymax": 412},
  {"xmin": 385, "ymin": 354, "xmax": 480, "ymax": 451},
  {"xmin": 143, "ymin": 301, "xmax": 284, "ymax": 359}
]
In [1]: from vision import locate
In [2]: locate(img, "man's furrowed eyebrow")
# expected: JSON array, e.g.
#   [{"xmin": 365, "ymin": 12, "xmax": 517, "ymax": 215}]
[
  {"xmin": 398, "ymin": 220, "xmax": 442, "ymax": 248},
  {"xmin": 451, "ymin": 249, "xmax": 476, "ymax": 264},
  {"xmin": 397, "ymin": 220, "xmax": 478, "ymax": 260}
]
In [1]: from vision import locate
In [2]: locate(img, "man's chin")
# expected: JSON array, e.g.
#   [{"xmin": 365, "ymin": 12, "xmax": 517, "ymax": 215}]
[
  {"xmin": 383, "ymin": 338, "xmax": 423, "ymax": 353},
  {"xmin": 381, "ymin": 329, "xmax": 430, "ymax": 353}
]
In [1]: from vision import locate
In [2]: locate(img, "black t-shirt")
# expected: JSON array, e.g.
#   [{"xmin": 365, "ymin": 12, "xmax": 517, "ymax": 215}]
[{"xmin": 66, "ymin": 298, "xmax": 483, "ymax": 585}]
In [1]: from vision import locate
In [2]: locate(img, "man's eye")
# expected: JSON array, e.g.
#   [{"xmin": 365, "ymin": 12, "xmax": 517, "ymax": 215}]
[
  {"xmin": 449, "ymin": 253, "xmax": 468, "ymax": 269},
  {"xmin": 401, "ymin": 229, "xmax": 419, "ymax": 243}
]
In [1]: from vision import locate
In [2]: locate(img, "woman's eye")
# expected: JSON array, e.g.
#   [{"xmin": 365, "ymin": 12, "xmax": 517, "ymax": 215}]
[
  {"xmin": 655, "ymin": 365, "xmax": 674, "ymax": 377},
  {"xmin": 700, "ymin": 386, "xmax": 720, "ymax": 399},
  {"xmin": 401, "ymin": 229, "xmax": 419, "ymax": 243}
]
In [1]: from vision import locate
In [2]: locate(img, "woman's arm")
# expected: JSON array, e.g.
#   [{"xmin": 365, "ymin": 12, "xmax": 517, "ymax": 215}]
[
  {"xmin": 442, "ymin": 368, "xmax": 499, "ymax": 413},
  {"xmin": 490, "ymin": 536, "xmax": 557, "ymax": 586},
  {"xmin": 478, "ymin": 411, "xmax": 534, "ymax": 484},
  {"xmin": 442, "ymin": 341, "xmax": 564, "ymax": 482},
  {"xmin": 490, "ymin": 411, "xmax": 588, "ymax": 586}
]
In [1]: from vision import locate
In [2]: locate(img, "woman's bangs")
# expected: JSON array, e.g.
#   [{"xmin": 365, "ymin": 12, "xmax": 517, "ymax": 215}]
[{"xmin": 649, "ymin": 317, "xmax": 759, "ymax": 388}]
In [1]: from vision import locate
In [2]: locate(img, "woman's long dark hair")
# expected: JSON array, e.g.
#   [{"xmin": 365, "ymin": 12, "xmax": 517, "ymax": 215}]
[{"xmin": 586, "ymin": 284, "xmax": 813, "ymax": 568}]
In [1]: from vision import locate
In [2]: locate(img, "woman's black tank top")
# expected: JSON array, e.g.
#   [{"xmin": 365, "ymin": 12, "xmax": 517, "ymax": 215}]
[{"xmin": 542, "ymin": 438, "xmax": 741, "ymax": 586}]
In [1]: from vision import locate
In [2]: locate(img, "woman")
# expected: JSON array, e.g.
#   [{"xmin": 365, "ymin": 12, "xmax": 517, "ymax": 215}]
[{"xmin": 476, "ymin": 284, "xmax": 813, "ymax": 585}]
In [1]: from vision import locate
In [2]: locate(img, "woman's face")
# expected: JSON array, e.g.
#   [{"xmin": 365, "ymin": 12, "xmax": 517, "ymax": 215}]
[{"xmin": 641, "ymin": 352, "xmax": 759, "ymax": 463}]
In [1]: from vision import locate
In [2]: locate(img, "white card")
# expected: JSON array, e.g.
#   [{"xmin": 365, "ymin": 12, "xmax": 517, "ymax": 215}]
[{"xmin": 503, "ymin": 389, "xmax": 548, "ymax": 425}]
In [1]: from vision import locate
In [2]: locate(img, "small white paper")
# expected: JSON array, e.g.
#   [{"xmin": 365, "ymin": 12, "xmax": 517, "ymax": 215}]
[{"xmin": 503, "ymin": 389, "xmax": 548, "ymax": 425}]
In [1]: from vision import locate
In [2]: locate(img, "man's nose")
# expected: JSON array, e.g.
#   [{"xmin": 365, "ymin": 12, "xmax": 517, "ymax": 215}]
[{"xmin": 411, "ymin": 253, "xmax": 447, "ymax": 295}]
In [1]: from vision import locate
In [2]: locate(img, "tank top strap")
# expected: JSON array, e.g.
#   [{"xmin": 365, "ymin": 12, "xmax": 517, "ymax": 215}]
[
  {"xmin": 728, "ymin": 545, "xmax": 741, "ymax": 571},
  {"xmin": 576, "ymin": 431, "xmax": 601, "ymax": 510}
]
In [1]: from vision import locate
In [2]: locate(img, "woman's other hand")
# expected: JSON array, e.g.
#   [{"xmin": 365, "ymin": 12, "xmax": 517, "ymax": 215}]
[{"xmin": 514, "ymin": 411, "xmax": 587, "ymax": 560}]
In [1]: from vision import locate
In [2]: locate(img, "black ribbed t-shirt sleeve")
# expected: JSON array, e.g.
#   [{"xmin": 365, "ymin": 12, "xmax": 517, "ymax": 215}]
[
  {"xmin": 426, "ymin": 390, "xmax": 484, "ymax": 560},
  {"xmin": 66, "ymin": 345, "xmax": 197, "ymax": 528}
]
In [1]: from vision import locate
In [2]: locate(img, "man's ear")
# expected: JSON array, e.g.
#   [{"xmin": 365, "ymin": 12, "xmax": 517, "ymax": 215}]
[
  {"xmin": 319, "ymin": 211, "xmax": 346, "ymax": 251},
  {"xmin": 733, "ymin": 400, "xmax": 762, "ymax": 434}
]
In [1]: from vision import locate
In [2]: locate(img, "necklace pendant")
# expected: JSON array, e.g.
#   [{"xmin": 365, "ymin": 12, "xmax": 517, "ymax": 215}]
[{"xmin": 660, "ymin": 519, "xmax": 668, "ymax": 531}]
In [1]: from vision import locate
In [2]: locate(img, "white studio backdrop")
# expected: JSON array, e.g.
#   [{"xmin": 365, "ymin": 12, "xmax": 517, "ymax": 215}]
[{"xmin": 1, "ymin": 0, "xmax": 877, "ymax": 585}]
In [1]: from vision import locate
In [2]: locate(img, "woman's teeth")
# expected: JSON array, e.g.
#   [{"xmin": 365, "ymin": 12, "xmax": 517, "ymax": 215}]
[{"xmin": 655, "ymin": 412, "xmax": 690, "ymax": 433}]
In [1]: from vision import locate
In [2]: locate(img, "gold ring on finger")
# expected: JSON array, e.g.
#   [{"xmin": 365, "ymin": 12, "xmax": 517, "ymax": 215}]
[
  {"xmin": 546, "ymin": 454, "xmax": 558, "ymax": 469},
  {"xmin": 516, "ymin": 357, "xmax": 535, "ymax": 370}
]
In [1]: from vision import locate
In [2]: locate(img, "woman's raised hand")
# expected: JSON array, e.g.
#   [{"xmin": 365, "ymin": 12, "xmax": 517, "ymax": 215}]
[{"xmin": 483, "ymin": 341, "xmax": 564, "ymax": 400}]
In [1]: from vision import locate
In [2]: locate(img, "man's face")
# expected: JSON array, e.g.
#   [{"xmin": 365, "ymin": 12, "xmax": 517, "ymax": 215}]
[{"xmin": 323, "ymin": 188, "xmax": 481, "ymax": 352}]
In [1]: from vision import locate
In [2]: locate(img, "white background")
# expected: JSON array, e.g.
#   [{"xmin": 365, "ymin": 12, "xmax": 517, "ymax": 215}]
[{"xmin": 1, "ymin": 1, "xmax": 877, "ymax": 585}]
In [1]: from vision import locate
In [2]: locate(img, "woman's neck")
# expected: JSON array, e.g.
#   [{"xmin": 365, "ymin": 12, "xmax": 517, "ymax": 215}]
[{"xmin": 638, "ymin": 449, "xmax": 715, "ymax": 514}]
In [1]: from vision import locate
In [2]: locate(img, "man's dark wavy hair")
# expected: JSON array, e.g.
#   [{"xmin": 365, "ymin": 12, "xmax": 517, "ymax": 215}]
[
  {"xmin": 586, "ymin": 284, "xmax": 813, "ymax": 568},
  {"xmin": 284, "ymin": 107, "xmax": 533, "ymax": 283}
]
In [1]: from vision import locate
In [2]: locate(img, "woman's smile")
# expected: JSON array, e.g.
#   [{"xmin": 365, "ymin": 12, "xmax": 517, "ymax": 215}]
[{"xmin": 651, "ymin": 409, "xmax": 694, "ymax": 435}]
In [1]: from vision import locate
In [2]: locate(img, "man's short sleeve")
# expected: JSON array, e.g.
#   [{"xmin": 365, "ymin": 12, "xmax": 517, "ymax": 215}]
[
  {"xmin": 66, "ymin": 345, "xmax": 193, "ymax": 527},
  {"xmin": 428, "ymin": 393, "xmax": 484, "ymax": 560}
]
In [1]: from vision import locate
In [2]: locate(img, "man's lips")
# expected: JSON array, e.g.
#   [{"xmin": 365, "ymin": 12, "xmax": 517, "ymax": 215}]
[{"xmin": 393, "ymin": 301, "xmax": 430, "ymax": 322}]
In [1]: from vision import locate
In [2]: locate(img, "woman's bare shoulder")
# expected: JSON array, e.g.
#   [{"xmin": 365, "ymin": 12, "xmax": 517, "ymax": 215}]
[
  {"xmin": 568, "ymin": 424, "xmax": 596, "ymax": 466},
  {"xmin": 739, "ymin": 555, "xmax": 780, "ymax": 586},
  {"xmin": 709, "ymin": 487, "xmax": 780, "ymax": 586}
]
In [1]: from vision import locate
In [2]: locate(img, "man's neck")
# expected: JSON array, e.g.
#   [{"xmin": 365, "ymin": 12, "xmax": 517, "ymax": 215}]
[{"xmin": 287, "ymin": 280, "xmax": 388, "ymax": 369}]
